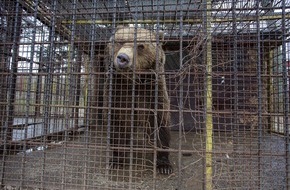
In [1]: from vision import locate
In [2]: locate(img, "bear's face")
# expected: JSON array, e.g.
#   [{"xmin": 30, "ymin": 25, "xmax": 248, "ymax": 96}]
[{"xmin": 108, "ymin": 27, "xmax": 165, "ymax": 71}]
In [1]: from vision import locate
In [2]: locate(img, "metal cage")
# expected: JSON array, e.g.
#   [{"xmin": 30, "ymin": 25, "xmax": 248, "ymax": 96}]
[{"xmin": 0, "ymin": 0, "xmax": 290, "ymax": 189}]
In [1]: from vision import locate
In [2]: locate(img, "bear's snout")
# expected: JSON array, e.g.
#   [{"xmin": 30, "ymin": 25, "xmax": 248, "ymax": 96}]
[{"xmin": 116, "ymin": 53, "xmax": 130, "ymax": 68}]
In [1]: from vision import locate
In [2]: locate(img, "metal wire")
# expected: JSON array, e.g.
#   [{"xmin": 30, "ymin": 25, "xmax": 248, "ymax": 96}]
[{"xmin": 0, "ymin": 0, "xmax": 289, "ymax": 189}]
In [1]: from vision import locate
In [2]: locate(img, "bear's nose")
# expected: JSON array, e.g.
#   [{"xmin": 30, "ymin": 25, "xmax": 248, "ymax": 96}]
[{"xmin": 116, "ymin": 53, "xmax": 130, "ymax": 68}]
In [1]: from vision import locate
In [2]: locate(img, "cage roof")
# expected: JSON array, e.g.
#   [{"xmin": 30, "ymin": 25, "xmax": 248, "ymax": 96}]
[{"xmin": 19, "ymin": 0, "xmax": 289, "ymax": 45}]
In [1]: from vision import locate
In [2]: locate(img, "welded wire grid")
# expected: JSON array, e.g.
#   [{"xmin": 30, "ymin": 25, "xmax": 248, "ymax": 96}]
[{"xmin": 0, "ymin": 0, "xmax": 290, "ymax": 189}]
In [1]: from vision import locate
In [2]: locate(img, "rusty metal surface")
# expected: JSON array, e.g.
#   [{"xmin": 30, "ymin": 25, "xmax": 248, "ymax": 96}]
[{"xmin": 0, "ymin": 0, "xmax": 289, "ymax": 189}]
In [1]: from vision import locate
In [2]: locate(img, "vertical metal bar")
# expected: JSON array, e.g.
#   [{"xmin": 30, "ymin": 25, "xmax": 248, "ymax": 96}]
[
  {"xmin": 232, "ymin": 0, "xmax": 238, "ymax": 134},
  {"xmin": 33, "ymin": 28, "xmax": 46, "ymax": 139},
  {"xmin": 267, "ymin": 49, "xmax": 274, "ymax": 133},
  {"xmin": 5, "ymin": 0, "xmax": 22, "ymax": 142},
  {"xmin": 178, "ymin": 0, "xmax": 184, "ymax": 189},
  {"xmin": 20, "ymin": 0, "xmax": 39, "ymax": 187},
  {"xmin": 74, "ymin": 53, "xmax": 82, "ymax": 130},
  {"xmin": 281, "ymin": 0, "xmax": 290, "ymax": 189},
  {"xmin": 35, "ymin": 46, "xmax": 43, "ymax": 117},
  {"xmin": 255, "ymin": 1, "xmax": 263, "ymax": 189},
  {"xmin": 205, "ymin": 0, "xmax": 213, "ymax": 189},
  {"xmin": 1, "ymin": 0, "xmax": 22, "ymax": 184},
  {"xmin": 82, "ymin": 56, "xmax": 90, "ymax": 190},
  {"xmin": 61, "ymin": 0, "xmax": 77, "ymax": 189},
  {"xmin": 105, "ymin": 0, "xmax": 117, "ymax": 184},
  {"xmin": 83, "ymin": 0, "xmax": 97, "ymax": 188},
  {"xmin": 129, "ymin": 20, "xmax": 137, "ymax": 190},
  {"xmin": 231, "ymin": 0, "xmax": 239, "ymax": 186},
  {"xmin": 42, "ymin": 0, "xmax": 57, "ymax": 189},
  {"xmin": 0, "ymin": 7, "xmax": 10, "ymax": 135},
  {"xmin": 153, "ymin": 1, "xmax": 161, "ymax": 189},
  {"xmin": 231, "ymin": 2, "xmax": 239, "ymax": 187}
]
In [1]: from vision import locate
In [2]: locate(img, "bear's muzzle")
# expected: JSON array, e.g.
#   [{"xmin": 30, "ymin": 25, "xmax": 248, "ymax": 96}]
[{"xmin": 116, "ymin": 53, "xmax": 130, "ymax": 69}]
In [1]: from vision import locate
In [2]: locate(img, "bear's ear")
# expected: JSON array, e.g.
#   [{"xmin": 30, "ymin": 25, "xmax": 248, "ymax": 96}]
[
  {"xmin": 157, "ymin": 30, "xmax": 164, "ymax": 44},
  {"xmin": 116, "ymin": 24, "xmax": 129, "ymax": 29},
  {"xmin": 109, "ymin": 25, "xmax": 126, "ymax": 42}
]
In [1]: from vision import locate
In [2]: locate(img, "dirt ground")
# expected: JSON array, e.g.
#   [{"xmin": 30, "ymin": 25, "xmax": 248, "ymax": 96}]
[{"xmin": 0, "ymin": 130, "xmax": 287, "ymax": 190}]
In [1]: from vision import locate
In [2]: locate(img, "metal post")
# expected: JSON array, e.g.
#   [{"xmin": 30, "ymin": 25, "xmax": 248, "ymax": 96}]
[
  {"xmin": 205, "ymin": 0, "xmax": 213, "ymax": 189},
  {"xmin": 1, "ymin": 0, "xmax": 22, "ymax": 185},
  {"xmin": 281, "ymin": 0, "xmax": 290, "ymax": 189},
  {"xmin": 21, "ymin": 0, "xmax": 39, "ymax": 187},
  {"xmin": 178, "ymin": 0, "xmax": 184, "ymax": 189},
  {"xmin": 267, "ymin": 49, "xmax": 274, "ymax": 133},
  {"xmin": 256, "ymin": 1, "xmax": 263, "ymax": 189},
  {"xmin": 41, "ymin": 0, "xmax": 57, "ymax": 188}
]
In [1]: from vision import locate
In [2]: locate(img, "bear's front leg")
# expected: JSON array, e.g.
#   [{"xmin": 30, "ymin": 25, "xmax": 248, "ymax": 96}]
[
  {"xmin": 156, "ymin": 125, "xmax": 173, "ymax": 175},
  {"xmin": 110, "ymin": 126, "xmax": 130, "ymax": 169}
]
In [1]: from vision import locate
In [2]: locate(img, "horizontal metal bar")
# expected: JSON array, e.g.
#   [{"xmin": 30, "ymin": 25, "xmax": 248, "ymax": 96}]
[{"xmin": 61, "ymin": 14, "xmax": 290, "ymax": 25}]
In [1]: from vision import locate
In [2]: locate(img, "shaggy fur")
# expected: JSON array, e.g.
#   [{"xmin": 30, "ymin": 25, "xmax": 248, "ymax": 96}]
[{"xmin": 103, "ymin": 27, "xmax": 172, "ymax": 174}]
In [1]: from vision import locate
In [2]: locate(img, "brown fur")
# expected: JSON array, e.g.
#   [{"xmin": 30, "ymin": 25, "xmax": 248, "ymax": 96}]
[{"xmin": 103, "ymin": 27, "xmax": 172, "ymax": 174}]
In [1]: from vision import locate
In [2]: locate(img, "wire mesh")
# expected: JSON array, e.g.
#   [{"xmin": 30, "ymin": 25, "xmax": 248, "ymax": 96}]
[{"xmin": 0, "ymin": 0, "xmax": 290, "ymax": 189}]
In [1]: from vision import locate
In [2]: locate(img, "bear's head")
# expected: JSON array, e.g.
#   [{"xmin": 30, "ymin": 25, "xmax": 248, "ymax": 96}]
[{"xmin": 107, "ymin": 27, "xmax": 165, "ymax": 71}]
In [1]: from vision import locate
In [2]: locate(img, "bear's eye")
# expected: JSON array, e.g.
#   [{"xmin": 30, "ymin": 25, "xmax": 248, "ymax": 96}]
[
  {"xmin": 116, "ymin": 42, "xmax": 125, "ymax": 46},
  {"xmin": 137, "ymin": 44, "xmax": 145, "ymax": 50}
]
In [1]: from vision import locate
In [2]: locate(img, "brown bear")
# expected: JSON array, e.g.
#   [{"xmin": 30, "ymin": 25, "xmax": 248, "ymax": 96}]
[{"xmin": 103, "ymin": 27, "xmax": 172, "ymax": 175}]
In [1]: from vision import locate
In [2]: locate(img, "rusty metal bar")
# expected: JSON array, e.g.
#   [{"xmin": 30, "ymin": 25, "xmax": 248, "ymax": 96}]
[
  {"xmin": 256, "ymin": 1, "xmax": 263, "ymax": 188},
  {"xmin": 178, "ymin": 0, "xmax": 184, "ymax": 189},
  {"xmin": 61, "ymin": 13, "xmax": 290, "ymax": 25},
  {"xmin": 1, "ymin": 1, "xmax": 22, "ymax": 183},
  {"xmin": 205, "ymin": 0, "xmax": 213, "ymax": 189},
  {"xmin": 281, "ymin": 0, "xmax": 290, "ymax": 189}
]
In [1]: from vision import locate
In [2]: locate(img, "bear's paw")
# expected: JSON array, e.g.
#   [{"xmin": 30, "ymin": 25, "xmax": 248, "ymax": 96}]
[{"xmin": 157, "ymin": 156, "xmax": 173, "ymax": 175}]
